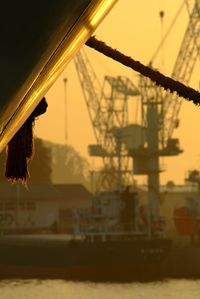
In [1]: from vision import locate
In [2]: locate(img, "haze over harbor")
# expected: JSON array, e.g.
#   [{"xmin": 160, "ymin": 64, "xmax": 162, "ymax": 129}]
[{"xmin": 35, "ymin": 0, "xmax": 200, "ymax": 186}]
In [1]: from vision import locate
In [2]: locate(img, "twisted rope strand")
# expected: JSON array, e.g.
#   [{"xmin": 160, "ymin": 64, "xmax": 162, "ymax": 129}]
[{"xmin": 86, "ymin": 36, "xmax": 200, "ymax": 105}]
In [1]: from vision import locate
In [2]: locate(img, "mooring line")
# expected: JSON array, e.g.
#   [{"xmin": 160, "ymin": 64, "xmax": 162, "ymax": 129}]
[{"xmin": 86, "ymin": 36, "xmax": 200, "ymax": 105}]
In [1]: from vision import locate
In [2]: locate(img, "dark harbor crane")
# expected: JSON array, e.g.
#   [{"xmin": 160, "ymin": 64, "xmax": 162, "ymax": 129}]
[
  {"xmin": 74, "ymin": 1, "xmax": 200, "ymax": 234},
  {"xmin": 132, "ymin": 0, "xmax": 200, "ymax": 221},
  {"xmin": 74, "ymin": 49, "xmax": 139, "ymax": 192}
]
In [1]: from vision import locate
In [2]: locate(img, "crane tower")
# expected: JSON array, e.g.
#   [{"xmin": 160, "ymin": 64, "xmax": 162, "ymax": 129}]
[
  {"xmin": 74, "ymin": 1, "xmax": 200, "ymax": 230},
  {"xmin": 74, "ymin": 49, "xmax": 139, "ymax": 192},
  {"xmin": 129, "ymin": 0, "xmax": 200, "ymax": 220}
]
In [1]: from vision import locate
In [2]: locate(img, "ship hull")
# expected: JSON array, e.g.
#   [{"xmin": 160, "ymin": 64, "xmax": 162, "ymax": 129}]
[
  {"xmin": 0, "ymin": 235, "xmax": 171, "ymax": 281},
  {"xmin": 1, "ymin": 235, "xmax": 200, "ymax": 281},
  {"xmin": 0, "ymin": 264, "xmax": 165, "ymax": 282},
  {"xmin": 163, "ymin": 245, "xmax": 200, "ymax": 279}
]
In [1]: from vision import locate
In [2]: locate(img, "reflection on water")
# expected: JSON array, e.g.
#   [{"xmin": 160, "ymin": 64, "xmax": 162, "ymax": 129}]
[{"xmin": 0, "ymin": 279, "xmax": 200, "ymax": 299}]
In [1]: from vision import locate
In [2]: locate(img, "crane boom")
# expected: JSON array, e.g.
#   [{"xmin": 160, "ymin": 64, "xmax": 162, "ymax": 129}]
[
  {"xmin": 74, "ymin": 1, "xmax": 199, "ymax": 195},
  {"xmin": 74, "ymin": 49, "xmax": 139, "ymax": 191},
  {"xmin": 162, "ymin": 0, "xmax": 200, "ymax": 145},
  {"xmin": 74, "ymin": 49, "xmax": 105, "ymax": 145},
  {"xmin": 130, "ymin": 1, "xmax": 200, "ymax": 220}
]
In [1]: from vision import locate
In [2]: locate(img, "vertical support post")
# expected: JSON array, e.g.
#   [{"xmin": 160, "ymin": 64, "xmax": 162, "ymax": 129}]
[
  {"xmin": 63, "ymin": 78, "xmax": 68, "ymax": 143},
  {"xmin": 147, "ymin": 103, "xmax": 160, "ymax": 236}
]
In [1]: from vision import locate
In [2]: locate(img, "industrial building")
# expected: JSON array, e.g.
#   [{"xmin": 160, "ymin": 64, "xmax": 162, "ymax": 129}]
[{"xmin": 0, "ymin": 183, "xmax": 93, "ymax": 234}]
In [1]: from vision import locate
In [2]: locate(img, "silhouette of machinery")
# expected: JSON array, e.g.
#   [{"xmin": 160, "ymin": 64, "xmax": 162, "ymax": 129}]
[{"xmin": 74, "ymin": 1, "xmax": 200, "ymax": 223}]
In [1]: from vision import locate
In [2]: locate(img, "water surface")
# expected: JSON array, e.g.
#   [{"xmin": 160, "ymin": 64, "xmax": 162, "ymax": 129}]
[{"xmin": 0, "ymin": 279, "xmax": 200, "ymax": 299}]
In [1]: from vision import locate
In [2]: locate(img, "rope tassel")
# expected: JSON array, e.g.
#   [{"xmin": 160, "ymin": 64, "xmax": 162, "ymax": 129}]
[
  {"xmin": 86, "ymin": 36, "xmax": 200, "ymax": 105},
  {"xmin": 5, "ymin": 97, "xmax": 48, "ymax": 184}
]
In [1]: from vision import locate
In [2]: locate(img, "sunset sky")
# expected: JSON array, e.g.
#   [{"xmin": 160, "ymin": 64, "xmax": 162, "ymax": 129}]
[{"xmin": 35, "ymin": 0, "xmax": 200, "ymax": 185}]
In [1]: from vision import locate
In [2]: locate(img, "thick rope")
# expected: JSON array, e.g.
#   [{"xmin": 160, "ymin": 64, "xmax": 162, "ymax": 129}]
[{"xmin": 86, "ymin": 36, "xmax": 200, "ymax": 105}]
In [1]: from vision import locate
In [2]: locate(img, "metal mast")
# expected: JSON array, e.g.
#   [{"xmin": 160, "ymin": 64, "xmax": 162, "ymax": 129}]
[{"xmin": 131, "ymin": 0, "xmax": 200, "ymax": 225}]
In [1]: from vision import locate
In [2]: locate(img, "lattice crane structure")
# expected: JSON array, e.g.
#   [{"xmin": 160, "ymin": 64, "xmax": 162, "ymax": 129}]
[
  {"xmin": 130, "ymin": 0, "xmax": 200, "ymax": 220},
  {"xmin": 74, "ymin": 1, "xmax": 200, "ymax": 226},
  {"xmin": 162, "ymin": 0, "xmax": 200, "ymax": 145},
  {"xmin": 74, "ymin": 49, "xmax": 139, "ymax": 192}
]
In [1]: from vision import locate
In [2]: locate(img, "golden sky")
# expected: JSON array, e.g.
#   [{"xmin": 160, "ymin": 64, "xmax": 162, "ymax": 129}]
[{"xmin": 35, "ymin": 0, "xmax": 200, "ymax": 185}]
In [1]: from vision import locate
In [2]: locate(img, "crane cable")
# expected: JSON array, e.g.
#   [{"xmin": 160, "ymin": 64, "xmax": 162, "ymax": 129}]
[
  {"xmin": 86, "ymin": 36, "xmax": 200, "ymax": 106},
  {"xmin": 150, "ymin": 1, "xmax": 185, "ymax": 64}
]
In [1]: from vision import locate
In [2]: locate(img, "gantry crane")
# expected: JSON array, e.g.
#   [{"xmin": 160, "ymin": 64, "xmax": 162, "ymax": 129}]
[
  {"xmin": 74, "ymin": 48, "xmax": 139, "ymax": 192},
  {"xmin": 129, "ymin": 0, "xmax": 200, "ymax": 221},
  {"xmin": 74, "ymin": 1, "xmax": 200, "ymax": 227}
]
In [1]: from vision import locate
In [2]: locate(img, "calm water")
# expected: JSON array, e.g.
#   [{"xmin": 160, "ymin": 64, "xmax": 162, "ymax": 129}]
[{"xmin": 0, "ymin": 279, "xmax": 200, "ymax": 299}]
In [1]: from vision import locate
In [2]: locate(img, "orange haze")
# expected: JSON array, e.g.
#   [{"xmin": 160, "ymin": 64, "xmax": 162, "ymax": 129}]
[{"xmin": 35, "ymin": 0, "xmax": 200, "ymax": 185}]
